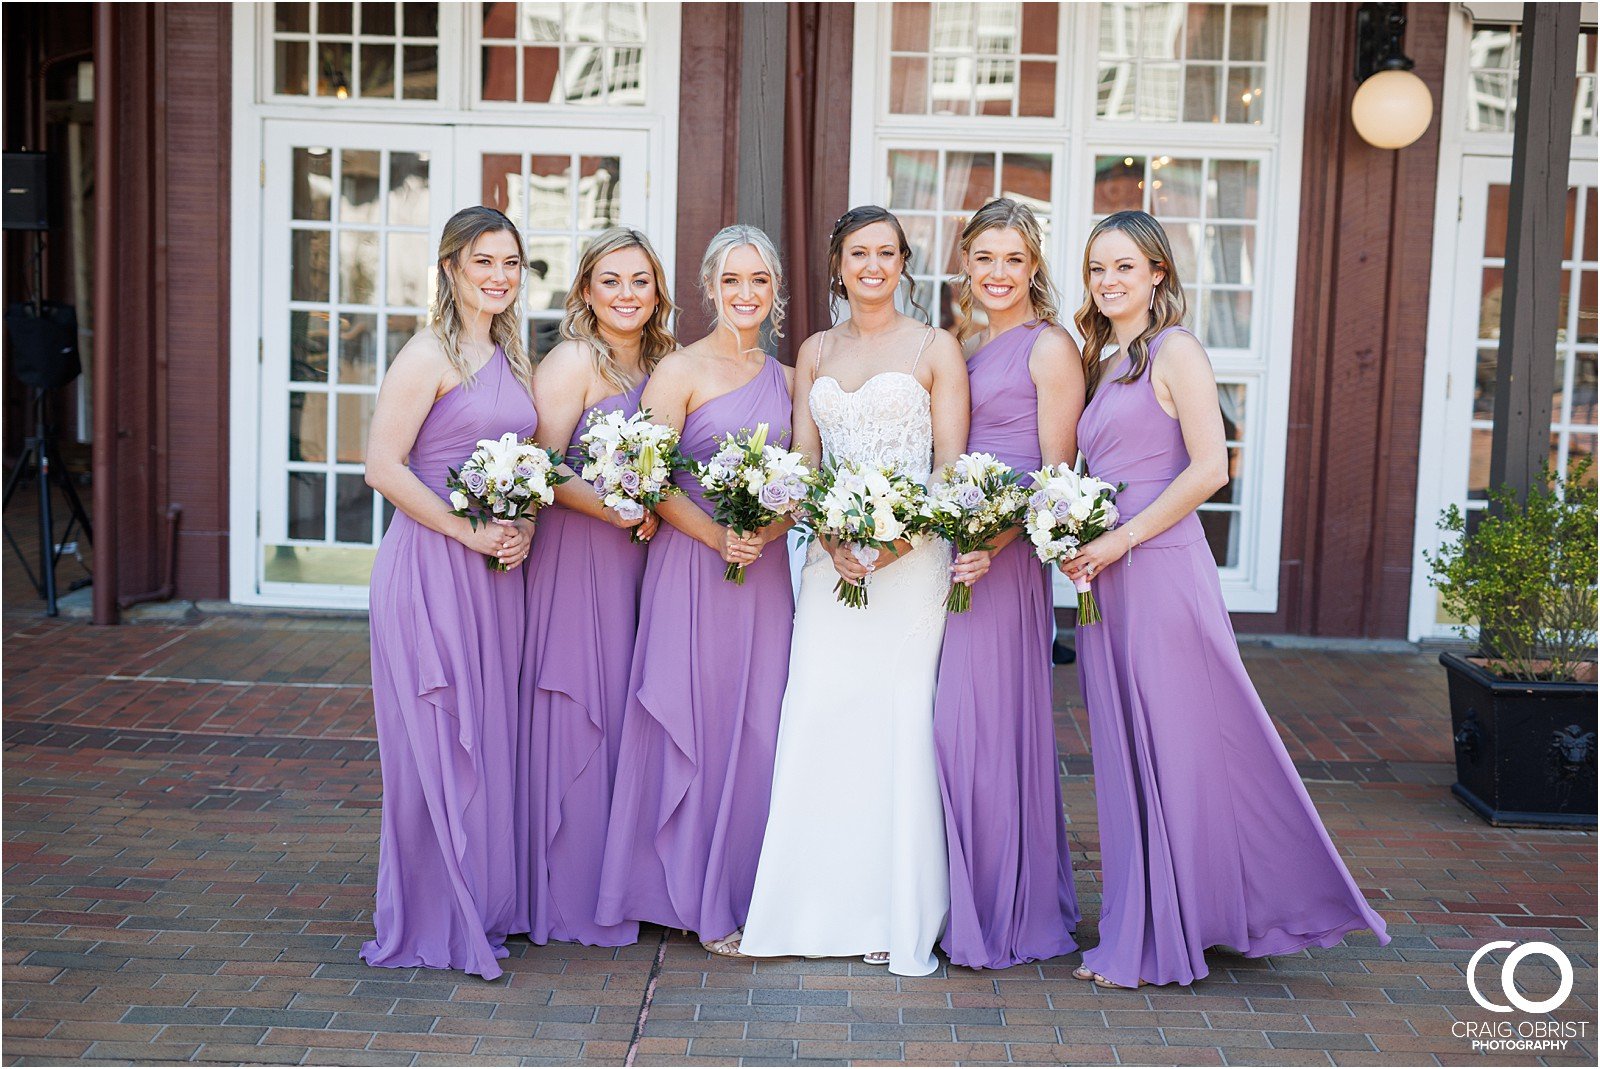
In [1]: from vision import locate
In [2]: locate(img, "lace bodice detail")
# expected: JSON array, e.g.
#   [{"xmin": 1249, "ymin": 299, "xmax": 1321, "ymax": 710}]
[{"xmin": 810, "ymin": 372, "xmax": 934, "ymax": 481}]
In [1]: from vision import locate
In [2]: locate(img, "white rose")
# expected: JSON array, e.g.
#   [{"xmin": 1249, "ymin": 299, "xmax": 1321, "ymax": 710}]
[
  {"xmin": 449, "ymin": 490, "xmax": 469, "ymax": 511},
  {"xmin": 1068, "ymin": 496, "xmax": 1094, "ymax": 521}
]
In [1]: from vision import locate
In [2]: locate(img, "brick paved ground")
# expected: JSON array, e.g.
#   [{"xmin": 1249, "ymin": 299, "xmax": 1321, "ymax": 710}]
[{"xmin": 3, "ymin": 601, "xmax": 1595, "ymax": 1067}]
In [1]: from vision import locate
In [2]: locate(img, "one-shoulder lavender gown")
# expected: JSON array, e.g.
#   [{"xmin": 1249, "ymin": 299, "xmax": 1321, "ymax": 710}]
[
  {"xmin": 1075, "ymin": 326, "xmax": 1389, "ymax": 988},
  {"xmin": 514, "ymin": 381, "xmax": 648, "ymax": 946},
  {"xmin": 935, "ymin": 321, "xmax": 1079, "ymax": 970},
  {"xmin": 596, "ymin": 356, "xmax": 794, "ymax": 942},
  {"xmin": 361, "ymin": 348, "xmax": 535, "ymax": 980}
]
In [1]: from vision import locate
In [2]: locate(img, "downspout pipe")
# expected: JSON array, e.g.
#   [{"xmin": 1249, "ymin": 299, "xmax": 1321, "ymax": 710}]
[{"xmin": 91, "ymin": 3, "xmax": 117, "ymax": 625}]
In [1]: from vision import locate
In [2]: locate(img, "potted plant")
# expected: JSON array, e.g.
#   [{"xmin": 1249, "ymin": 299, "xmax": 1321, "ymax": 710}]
[{"xmin": 1425, "ymin": 460, "xmax": 1597, "ymax": 829}]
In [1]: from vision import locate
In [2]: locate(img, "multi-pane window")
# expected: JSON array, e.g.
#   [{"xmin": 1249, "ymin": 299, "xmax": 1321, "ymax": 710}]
[
  {"xmin": 887, "ymin": 2, "xmax": 1061, "ymax": 117},
  {"xmin": 479, "ymin": 1, "xmax": 646, "ymax": 106},
  {"xmin": 479, "ymin": 152, "xmax": 625, "ymax": 360},
  {"xmin": 885, "ymin": 149, "xmax": 1053, "ymax": 328},
  {"xmin": 272, "ymin": 2, "xmax": 441, "ymax": 100},
  {"xmin": 862, "ymin": 2, "xmax": 1298, "ymax": 601},
  {"xmin": 1466, "ymin": 24, "xmax": 1598, "ymax": 136},
  {"xmin": 1468, "ymin": 182, "xmax": 1598, "ymax": 510},
  {"xmin": 1097, "ymin": 2, "xmax": 1269, "ymax": 124},
  {"xmin": 278, "ymin": 146, "xmax": 431, "ymax": 583}
]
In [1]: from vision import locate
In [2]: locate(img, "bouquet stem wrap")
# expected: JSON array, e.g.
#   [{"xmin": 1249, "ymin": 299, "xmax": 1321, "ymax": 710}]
[{"xmin": 1071, "ymin": 575, "xmax": 1102, "ymax": 625}]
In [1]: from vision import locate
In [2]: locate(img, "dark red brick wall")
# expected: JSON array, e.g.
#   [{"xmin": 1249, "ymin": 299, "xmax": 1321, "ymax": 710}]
[{"xmin": 108, "ymin": 3, "xmax": 232, "ymax": 603}]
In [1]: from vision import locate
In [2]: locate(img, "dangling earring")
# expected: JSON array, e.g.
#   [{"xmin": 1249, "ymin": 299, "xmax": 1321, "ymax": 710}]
[{"xmin": 1149, "ymin": 285, "xmax": 1156, "ymax": 311}]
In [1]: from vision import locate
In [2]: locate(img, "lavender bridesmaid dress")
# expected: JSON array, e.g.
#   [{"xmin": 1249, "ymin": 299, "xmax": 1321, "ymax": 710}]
[
  {"xmin": 935, "ymin": 321, "xmax": 1079, "ymax": 969},
  {"xmin": 1075, "ymin": 327, "xmax": 1389, "ymax": 988},
  {"xmin": 361, "ymin": 348, "xmax": 535, "ymax": 980},
  {"xmin": 514, "ymin": 381, "xmax": 648, "ymax": 947},
  {"xmin": 595, "ymin": 356, "xmax": 794, "ymax": 941}
]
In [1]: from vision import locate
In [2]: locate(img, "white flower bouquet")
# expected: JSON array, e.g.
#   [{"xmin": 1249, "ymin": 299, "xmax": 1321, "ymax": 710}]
[
  {"xmin": 920, "ymin": 452, "xmax": 1029, "ymax": 613},
  {"xmin": 696, "ymin": 422, "xmax": 813, "ymax": 584},
  {"xmin": 799, "ymin": 458, "xmax": 928, "ymax": 609},
  {"xmin": 445, "ymin": 431, "xmax": 569, "ymax": 570},
  {"xmin": 1024, "ymin": 463, "xmax": 1123, "ymax": 625},
  {"xmin": 578, "ymin": 408, "xmax": 687, "ymax": 543}
]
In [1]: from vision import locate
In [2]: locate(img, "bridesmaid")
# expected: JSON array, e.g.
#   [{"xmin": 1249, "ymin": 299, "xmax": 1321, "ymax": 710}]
[
  {"xmin": 514, "ymin": 228, "xmax": 675, "ymax": 946},
  {"xmin": 936, "ymin": 199, "xmax": 1085, "ymax": 970},
  {"xmin": 596, "ymin": 225, "xmax": 796, "ymax": 957},
  {"xmin": 360, "ymin": 206, "xmax": 536, "ymax": 979},
  {"xmin": 1062, "ymin": 210, "xmax": 1389, "ymax": 989}
]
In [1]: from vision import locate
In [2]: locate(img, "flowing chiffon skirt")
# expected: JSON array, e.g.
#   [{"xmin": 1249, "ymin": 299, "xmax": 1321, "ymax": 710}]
[
  {"xmin": 1075, "ymin": 537, "xmax": 1391, "ymax": 988},
  {"xmin": 935, "ymin": 539, "xmax": 1078, "ymax": 969},
  {"xmin": 594, "ymin": 523, "xmax": 793, "ymax": 941},
  {"xmin": 361, "ymin": 515, "xmax": 524, "ymax": 979},
  {"xmin": 515, "ymin": 505, "xmax": 644, "ymax": 946}
]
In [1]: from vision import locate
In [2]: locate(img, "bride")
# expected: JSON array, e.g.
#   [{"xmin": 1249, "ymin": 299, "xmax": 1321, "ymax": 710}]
[{"xmin": 739, "ymin": 206, "xmax": 969, "ymax": 976}]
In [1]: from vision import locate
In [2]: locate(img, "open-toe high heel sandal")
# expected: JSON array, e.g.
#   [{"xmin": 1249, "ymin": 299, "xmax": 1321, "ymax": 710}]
[
  {"xmin": 701, "ymin": 931, "xmax": 745, "ymax": 958},
  {"xmin": 1092, "ymin": 973, "xmax": 1148, "ymax": 989}
]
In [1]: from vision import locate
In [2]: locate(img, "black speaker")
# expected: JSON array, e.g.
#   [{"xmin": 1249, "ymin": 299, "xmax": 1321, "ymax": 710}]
[
  {"xmin": 3, "ymin": 152, "xmax": 49, "ymax": 231},
  {"xmin": 4, "ymin": 302, "xmax": 80, "ymax": 390}
]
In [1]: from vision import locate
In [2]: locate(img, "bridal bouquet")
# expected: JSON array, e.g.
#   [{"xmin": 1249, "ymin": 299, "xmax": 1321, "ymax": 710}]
[
  {"xmin": 696, "ymin": 422, "xmax": 812, "ymax": 584},
  {"xmin": 1024, "ymin": 463, "xmax": 1123, "ymax": 625},
  {"xmin": 920, "ymin": 452, "xmax": 1029, "ymax": 614},
  {"xmin": 578, "ymin": 409, "xmax": 686, "ymax": 543},
  {"xmin": 446, "ymin": 432, "xmax": 569, "ymax": 570},
  {"xmin": 800, "ymin": 458, "xmax": 927, "ymax": 609}
]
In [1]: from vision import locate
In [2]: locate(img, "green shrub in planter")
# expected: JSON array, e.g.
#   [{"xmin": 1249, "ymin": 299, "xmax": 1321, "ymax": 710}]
[
  {"xmin": 1425, "ymin": 459, "xmax": 1597, "ymax": 827},
  {"xmin": 1426, "ymin": 459, "xmax": 1596, "ymax": 682}
]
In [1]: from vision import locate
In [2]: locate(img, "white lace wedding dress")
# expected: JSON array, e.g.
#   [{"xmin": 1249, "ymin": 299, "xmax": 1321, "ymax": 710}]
[{"xmin": 740, "ymin": 337, "xmax": 952, "ymax": 977}]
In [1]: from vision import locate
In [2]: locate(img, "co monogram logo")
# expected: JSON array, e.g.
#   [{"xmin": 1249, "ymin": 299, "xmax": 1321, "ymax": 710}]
[{"xmin": 1467, "ymin": 941, "xmax": 1574, "ymax": 1014}]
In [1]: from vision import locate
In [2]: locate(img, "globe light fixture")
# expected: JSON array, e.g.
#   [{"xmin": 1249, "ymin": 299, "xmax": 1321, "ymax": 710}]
[
  {"xmin": 1351, "ymin": 2, "xmax": 1435, "ymax": 150},
  {"xmin": 1352, "ymin": 67, "xmax": 1435, "ymax": 149}
]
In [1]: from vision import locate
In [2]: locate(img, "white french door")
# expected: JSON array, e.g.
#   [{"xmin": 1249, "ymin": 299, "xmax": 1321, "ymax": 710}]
[
  {"xmin": 1410, "ymin": 155, "xmax": 1597, "ymax": 637},
  {"xmin": 258, "ymin": 121, "xmax": 455, "ymax": 605},
  {"xmin": 249, "ymin": 122, "xmax": 651, "ymax": 608}
]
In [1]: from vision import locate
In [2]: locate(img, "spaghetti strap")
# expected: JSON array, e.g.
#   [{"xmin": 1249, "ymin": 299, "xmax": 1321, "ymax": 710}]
[
  {"xmin": 813, "ymin": 331, "xmax": 828, "ymax": 374},
  {"xmin": 909, "ymin": 326, "xmax": 935, "ymax": 373}
]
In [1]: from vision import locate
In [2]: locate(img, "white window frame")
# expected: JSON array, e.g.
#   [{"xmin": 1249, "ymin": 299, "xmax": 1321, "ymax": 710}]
[
  {"xmin": 229, "ymin": 1, "xmax": 681, "ymax": 609},
  {"xmin": 1409, "ymin": 3, "xmax": 1600, "ymax": 640},
  {"xmin": 849, "ymin": 2, "xmax": 1308, "ymax": 614}
]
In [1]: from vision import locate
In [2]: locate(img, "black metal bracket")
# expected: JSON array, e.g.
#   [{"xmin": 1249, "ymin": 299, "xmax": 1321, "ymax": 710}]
[{"xmin": 1355, "ymin": 2, "xmax": 1415, "ymax": 84}]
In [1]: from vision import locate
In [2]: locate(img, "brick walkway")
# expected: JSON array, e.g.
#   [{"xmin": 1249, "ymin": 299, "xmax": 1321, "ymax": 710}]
[{"xmin": 3, "ymin": 607, "xmax": 1595, "ymax": 1067}]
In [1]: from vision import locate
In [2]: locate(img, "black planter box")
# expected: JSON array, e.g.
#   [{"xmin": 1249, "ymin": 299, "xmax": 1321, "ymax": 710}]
[{"xmin": 1441, "ymin": 651, "xmax": 1598, "ymax": 829}]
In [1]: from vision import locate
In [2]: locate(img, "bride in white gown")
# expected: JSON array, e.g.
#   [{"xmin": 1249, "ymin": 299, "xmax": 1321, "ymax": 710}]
[{"xmin": 740, "ymin": 207, "xmax": 970, "ymax": 976}]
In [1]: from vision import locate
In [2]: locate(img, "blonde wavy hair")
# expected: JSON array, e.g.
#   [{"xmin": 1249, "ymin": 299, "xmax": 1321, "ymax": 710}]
[
  {"xmin": 561, "ymin": 227, "xmax": 676, "ymax": 393},
  {"xmin": 431, "ymin": 206, "xmax": 533, "ymax": 390},
  {"xmin": 699, "ymin": 224, "xmax": 788, "ymax": 344},
  {"xmin": 1074, "ymin": 210, "xmax": 1188, "ymax": 399},
  {"xmin": 952, "ymin": 198, "xmax": 1062, "ymax": 344}
]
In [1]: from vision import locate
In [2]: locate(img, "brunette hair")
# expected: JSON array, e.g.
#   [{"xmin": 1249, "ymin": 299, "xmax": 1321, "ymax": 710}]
[
  {"xmin": 1073, "ymin": 210, "xmax": 1188, "ymax": 398},
  {"xmin": 699, "ymin": 224, "xmax": 788, "ymax": 342},
  {"xmin": 826, "ymin": 205, "xmax": 928, "ymax": 322},
  {"xmin": 431, "ymin": 206, "xmax": 533, "ymax": 390},
  {"xmin": 952, "ymin": 198, "xmax": 1062, "ymax": 344},
  {"xmin": 561, "ymin": 226, "xmax": 676, "ymax": 392}
]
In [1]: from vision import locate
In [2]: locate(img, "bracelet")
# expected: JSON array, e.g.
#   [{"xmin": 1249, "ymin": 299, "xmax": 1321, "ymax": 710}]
[{"xmin": 1126, "ymin": 528, "xmax": 1136, "ymax": 567}]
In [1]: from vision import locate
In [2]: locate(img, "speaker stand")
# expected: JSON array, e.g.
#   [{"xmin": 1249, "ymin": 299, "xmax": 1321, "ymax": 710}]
[{"xmin": 3, "ymin": 389, "xmax": 94, "ymax": 615}]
